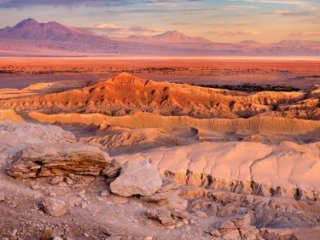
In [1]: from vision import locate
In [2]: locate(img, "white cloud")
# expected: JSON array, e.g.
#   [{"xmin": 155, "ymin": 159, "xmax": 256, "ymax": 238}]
[
  {"xmin": 223, "ymin": 5, "xmax": 256, "ymax": 10},
  {"xmin": 272, "ymin": 9, "xmax": 316, "ymax": 16},
  {"xmin": 209, "ymin": 30, "xmax": 260, "ymax": 36},
  {"xmin": 291, "ymin": 31, "xmax": 320, "ymax": 37},
  {"xmin": 94, "ymin": 23, "xmax": 122, "ymax": 30},
  {"xmin": 239, "ymin": 0, "xmax": 309, "ymax": 6},
  {"xmin": 129, "ymin": 26, "xmax": 162, "ymax": 35}
]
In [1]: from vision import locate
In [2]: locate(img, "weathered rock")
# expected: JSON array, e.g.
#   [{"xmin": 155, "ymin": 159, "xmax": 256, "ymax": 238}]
[
  {"xmin": 110, "ymin": 160, "xmax": 162, "ymax": 197},
  {"xmin": 145, "ymin": 208, "xmax": 187, "ymax": 227},
  {"xmin": 50, "ymin": 176, "xmax": 65, "ymax": 185},
  {"xmin": 145, "ymin": 208, "xmax": 176, "ymax": 226},
  {"xmin": 159, "ymin": 180, "xmax": 181, "ymax": 193},
  {"xmin": 260, "ymin": 230, "xmax": 298, "ymax": 240},
  {"xmin": 0, "ymin": 110, "xmax": 23, "ymax": 122},
  {"xmin": 143, "ymin": 191, "xmax": 188, "ymax": 211},
  {"xmin": 102, "ymin": 160, "xmax": 121, "ymax": 183},
  {"xmin": 0, "ymin": 121, "xmax": 76, "ymax": 160},
  {"xmin": 42, "ymin": 197, "xmax": 70, "ymax": 217},
  {"xmin": 209, "ymin": 214, "xmax": 259, "ymax": 240},
  {"xmin": 179, "ymin": 186, "xmax": 206, "ymax": 199},
  {"xmin": 7, "ymin": 143, "xmax": 112, "ymax": 178}
]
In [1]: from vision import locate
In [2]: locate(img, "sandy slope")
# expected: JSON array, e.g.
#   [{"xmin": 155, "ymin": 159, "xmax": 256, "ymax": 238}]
[{"xmin": 28, "ymin": 111, "xmax": 320, "ymax": 135}]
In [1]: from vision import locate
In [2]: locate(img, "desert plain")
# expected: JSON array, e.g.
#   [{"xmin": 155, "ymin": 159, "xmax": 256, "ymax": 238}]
[{"xmin": 0, "ymin": 57, "xmax": 319, "ymax": 240}]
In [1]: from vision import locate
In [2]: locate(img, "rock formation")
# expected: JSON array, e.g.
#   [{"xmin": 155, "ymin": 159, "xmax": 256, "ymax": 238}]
[
  {"xmin": 29, "ymin": 111, "xmax": 320, "ymax": 136},
  {"xmin": 115, "ymin": 141, "xmax": 320, "ymax": 200},
  {"xmin": 0, "ymin": 73, "xmax": 319, "ymax": 120},
  {"xmin": 0, "ymin": 120, "xmax": 76, "ymax": 160},
  {"xmin": 110, "ymin": 159, "xmax": 163, "ymax": 197},
  {"xmin": 7, "ymin": 143, "xmax": 112, "ymax": 178},
  {"xmin": 0, "ymin": 109, "xmax": 23, "ymax": 122}
]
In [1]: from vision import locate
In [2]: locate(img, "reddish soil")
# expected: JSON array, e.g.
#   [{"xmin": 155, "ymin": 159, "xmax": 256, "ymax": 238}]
[{"xmin": 0, "ymin": 58, "xmax": 319, "ymax": 89}]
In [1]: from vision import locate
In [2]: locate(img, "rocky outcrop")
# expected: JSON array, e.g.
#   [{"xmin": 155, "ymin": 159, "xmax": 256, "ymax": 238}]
[
  {"xmin": 1, "ymin": 73, "xmax": 318, "ymax": 120},
  {"xmin": 7, "ymin": 143, "xmax": 112, "ymax": 178},
  {"xmin": 0, "ymin": 121, "xmax": 76, "ymax": 160},
  {"xmin": 115, "ymin": 141, "xmax": 320, "ymax": 200},
  {"xmin": 110, "ymin": 160, "xmax": 163, "ymax": 197},
  {"xmin": 86, "ymin": 128, "xmax": 178, "ymax": 150},
  {"xmin": 260, "ymin": 230, "xmax": 298, "ymax": 240},
  {"xmin": 28, "ymin": 111, "xmax": 320, "ymax": 136},
  {"xmin": 143, "ymin": 191, "xmax": 188, "ymax": 211},
  {"xmin": 207, "ymin": 214, "xmax": 260, "ymax": 240},
  {"xmin": 145, "ymin": 208, "xmax": 187, "ymax": 227}
]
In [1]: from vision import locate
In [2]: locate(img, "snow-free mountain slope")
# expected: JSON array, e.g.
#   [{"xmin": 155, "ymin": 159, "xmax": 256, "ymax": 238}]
[{"xmin": 1, "ymin": 19, "xmax": 319, "ymax": 56}]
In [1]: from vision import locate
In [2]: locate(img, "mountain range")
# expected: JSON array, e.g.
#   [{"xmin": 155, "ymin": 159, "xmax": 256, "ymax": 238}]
[{"xmin": 0, "ymin": 18, "xmax": 319, "ymax": 56}]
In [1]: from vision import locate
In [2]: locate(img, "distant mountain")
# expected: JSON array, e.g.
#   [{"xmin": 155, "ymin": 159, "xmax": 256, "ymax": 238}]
[
  {"xmin": 0, "ymin": 18, "xmax": 121, "ymax": 55},
  {"xmin": 0, "ymin": 19, "xmax": 319, "ymax": 56},
  {"xmin": 0, "ymin": 18, "xmax": 93, "ymax": 41},
  {"xmin": 237, "ymin": 40, "xmax": 262, "ymax": 47},
  {"xmin": 258, "ymin": 40, "xmax": 320, "ymax": 55},
  {"xmin": 129, "ymin": 30, "xmax": 212, "ymax": 44}
]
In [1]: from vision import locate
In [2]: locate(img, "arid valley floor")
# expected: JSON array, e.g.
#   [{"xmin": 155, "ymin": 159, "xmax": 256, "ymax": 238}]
[{"xmin": 0, "ymin": 58, "xmax": 319, "ymax": 240}]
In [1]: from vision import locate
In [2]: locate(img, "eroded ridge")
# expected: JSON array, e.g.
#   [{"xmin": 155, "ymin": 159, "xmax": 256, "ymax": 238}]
[{"xmin": 0, "ymin": 73, "xmax": 319, "ymax": 120}]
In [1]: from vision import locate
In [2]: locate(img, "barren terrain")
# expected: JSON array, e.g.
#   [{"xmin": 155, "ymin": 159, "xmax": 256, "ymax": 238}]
[
  {"xmin": 0, "ymin": 59, "xmax": 319, "ymax": 240},
  {"xmin": 0, "ymin": 58, "xmax": 319, "ymax": 89}
]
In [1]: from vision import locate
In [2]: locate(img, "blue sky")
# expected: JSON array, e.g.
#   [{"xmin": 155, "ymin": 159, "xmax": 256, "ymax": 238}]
[{"xmin": 0, "ymin": 0, "xmax": 319, "ymax": 42}]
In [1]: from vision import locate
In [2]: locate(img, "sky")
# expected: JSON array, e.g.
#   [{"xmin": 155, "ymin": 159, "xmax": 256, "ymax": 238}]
[{"xmin": 0, "ymin": 0, "xmax": 319, "ymax": 43}]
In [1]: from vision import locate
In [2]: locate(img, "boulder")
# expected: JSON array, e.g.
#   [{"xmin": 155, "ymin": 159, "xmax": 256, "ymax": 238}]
[
  {"xmin": 42, "ymin": 197, "xmax": 70, "ymax": 217},
  {"xmin": 110, "ymin": 160, "xmax": 162, "ymax": 197},
  {"xmin": 7, "ymin": 143, "xmax": 112, "ymax": 178}
]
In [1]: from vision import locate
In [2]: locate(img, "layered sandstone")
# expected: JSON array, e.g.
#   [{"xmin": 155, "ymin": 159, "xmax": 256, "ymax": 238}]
[{"xmin": 7, "ymin": 143, "xmax": 112, "ymax": 178}]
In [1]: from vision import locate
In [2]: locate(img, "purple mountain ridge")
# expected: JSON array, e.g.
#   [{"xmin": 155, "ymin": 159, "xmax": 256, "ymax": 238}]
[{"xmin": 0, "ymin": 19, "xmax": 319, "ymax": 56}]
